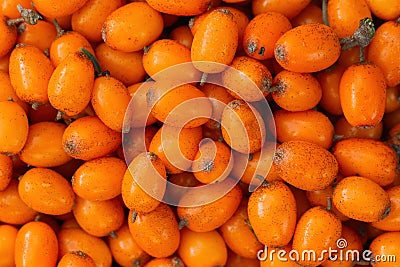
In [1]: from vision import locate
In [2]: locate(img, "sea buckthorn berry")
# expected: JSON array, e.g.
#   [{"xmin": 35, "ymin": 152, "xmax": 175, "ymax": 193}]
[
  {"xmin": 273, "ymin": 140, "xmax": 338, "ymax": 191},
  {"xmin": 248, "ymin": 181, "xmax": 297, "ymax": 247},
  {"xmin": 1, "ymin": 0, "xmax": 31, "ymax": 18},
  {"xmin": 72, "ymin": 156, "xmax": 126, "ymax": 201},
  {"xmin": 191, "ymin": 9, "xmax": 238, "ymax": 73},
  {"xmin": 365, "ymin": 0, "xmax": 400, "ymax": 20},
  {"xmin": 71, "ymin": 0, "xmax": 125, "ymax": 42},
  {"xmin": 9, "ymin": 44, "xmax": 54, "ymax": 105},
  {"xmin": 332, "ymin": 138, "xmax": 397, "ymax": 187},
  {"xmin": 146, "ymin": 0, "xmax": 211, "ymax": 16},
  {"xmin": 252, "ymin": 0, "xmax": 312, "ymax": 19},
  {"xmin": 220, "ymin": 199, "xmax": 264, "ymax": 259},
  {"xmin": 62, "ymin": 116, "xmax": 122, "ymax": 161},
  {"xmin": 169, "ymin": 25, "xmax": 194, "ymax": 49},
  {"xmin": 327, "ymin": 0, "xmax": 372, "ymax": 38},
  {"xmin": 126, "ymin": 81, "xmax": 159, "ymax": 127},
  {"xmin": 274, "ymin": 23, "xmax": 341, "ymax": 73},
  {"xmin": 49, "ymin": 31, "xmax": 95, "ymax": 67},
  {"xmin": 291, "ymin": 3, "xmax": 323, "ymax": 27},
  {"xmin": 121, "ymin": 152, "xmax": 167, "ymax": 213},
  {"xmin": 123, "ymin": 125, "xmax": 158, "ymax": 164},
  {"xmin": 177, "ymin": 182, "xmax": 242, "ymax": 232},
  {"xmin": 189, "ymin": 7, "xmax": 248, "ymax": 49},
  {"xmin": 128, "ymin": 203, "xmax": 180, "ymax": 258},
  {"xmin": 95, "ymin": 43, "xmax": 146, "ymax": 86},
  {"xmin": 144, "ymin": 257, "xmax": 184, "ymax": 267},
  {"xmin": 306, "ymin": 185, "xmax": 350, "ymax": 222},
  {"xmin": 0, "ymin": 154, "xmax": 12, "ymax": 191},
  {"xmin": 334, "ymin": 116, "xmax": 383, "ymax": 140},
  {"xmin": 0, "ymin": 179, "xmax": 37, "ymax": 225},
  {"xmin": 219, "ymin": 7, "xmax": 249, "ymax": 52},
  {"xmin": 108, "ymin": 223, "xmax": 151, "ymax": 267},
  {"xmin": 142, "ymin": 39, "xmax": 201, "ymax": 81},
  {"xmin": 0, "ymin": 100, "xmax": 29, "ymax": 155},
  {"xmin": 0, "ymin": 224, "xmax": 18, "ymax": 267},
  {"xmin": 367, "ymin": 20, "xmax": 400, "ymax": 88},
  {"xmin": 221, "ymin": 100, "xmax": 266, "ymax": 154},
  {"xmin": 385, "ymin": 86, "xmax": 400, "ymax": 114},
  {"xmin": 48, "ymin": 51, "xmax": 95, "ymax": 117},
  {"xmin": 372, "ymin": 185, "xmax": 400, "ymax": 231},
  {"xmin": 18, "ymin": 167, "xmax": 75, "ymax": 215},
  {"xmin": 57, "ymin": 251, "xmax": 97, "ymax": 267},
  {"xmin": 102, "ymin": 2, "xmax": 164, "ymax": 52},
  {"xmin": 149, "ymin": 125, "xmax": 202, "ymax": 174},
  {"xmin": 0, "ymin": 54, "xmax": 10, "ymax": 73},
  {"xmin": 243, "ymin": 12, "xmax": 292, "ymax": 60},
  {"xmin": 369, "ymin": 232, "xmax": 400, "ymax": 267},
  {"xmin": 274, "ymin": 109, "xmax": 334, "ymax": 149},
  {"xmin": 201, "ymin": 83, "xmax": 235, "ymax": 130},
  {"xmin": 230, "ymin": 142, "xmax": 281, "ymax": 186},
  {"xmin": 31, "ymin": 0, "xmax": 89, "ymax": 18},
  {"xmin": 91, "ymin": 75, "xmax": 131, "ymax": 132},
  {"xmin": 292, "ymin": 206, "xmax": 342, "ymax": 266},
  {"xmin": 316, "ymin": 64, "xmax": 345, "ymax": 116},
  {"xmin": 339, "ymin": 62, "xmax": 386, "ymax": 127},
  {"xmin": 271, "ymin": 70, "xmax": 322, "ymax": 112},
  {"xmin": 15, "ymin": 221, "xmax": 58, "ymax": 267},
  {"xmin": 333, "ymin": 176, "xmax": 391, "ymax": 222},
  {"xmin": 0, "ymin": 71, "xmax": 27, "ymax": 111},
  {"xmin": 222, "ymin": 56, "xmax": 273, "ymax": 102},
  {"xmin": 0, "ymin": 14, "xmax": 17, "ymax": 58},
  {"xmin": 73, "ymin": 196, "xmax": 124, "ymax": 237},
  {"xmin": 192, "ymin": 140, "xmax": 233, "ymax": 184},
  {"xmin": 149, "ymin": 83, "xmax": 212, "ymax": 128},
  {"xmin": 178, "ymin": 228, "xmax": 227, "ymax": 267},
  {"xmin": 17, "ymin": 21, "xmax": 57, "ymax": 52},
  {"xmin": 19, "ymin": 122, "xmax": 72, "ymax": 168},
  {"xmin": 320, "ymin": 225, "xmax": 363, "ymax": 267},
  {"xmin": 58, "ymin": 228, "xmax": 113, "ymax": 267}
]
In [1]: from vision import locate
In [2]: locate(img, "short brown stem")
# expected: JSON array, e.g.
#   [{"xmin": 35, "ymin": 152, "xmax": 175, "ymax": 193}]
[
  {"xmin": 109, "ymin": 231, "xmax": 118, "ymax": 239},
  {"xmin": 200, "ymin": 72, "xmax": 208, "ymax": 86},
  {"xmin": 53, "ymin": 19, "xmax": 65, "ymax": 38},
  {"xmin": 178, "ymin": 217, "xmax": 188, "ymax": 230},
  {"xmin": 55, "ymin": 110, "xmax": 63, "ymax": 121},
  {"xmin": 7, "ymin": 4, "xmax": 42, "ymax": 26},
  {"xmin": 326, "ymin": 197, "xmax": 333, "ymax": 211},
  {"xmin": 322, "ymin": 0, "xmax": 329, "ymax": 26},
  {"xmin": 131, "ymin": 211, "xmax": 138, "ymax": 223}
]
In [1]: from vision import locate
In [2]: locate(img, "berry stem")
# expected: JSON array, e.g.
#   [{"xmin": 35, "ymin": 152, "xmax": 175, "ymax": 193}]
[
  {"xmin": 53, "ymin": 19, "xmax": 65, "ymax": 38},
  {"xmin": 322, "ymin": 0, "xmax": 329, "ymax": 26},
  {"xmin": 340, "ymin": 18, "xmax": 375, "ymax": 60},
  {"xmin": 6, "ymin": 4, "xmax": 42, "ymax": 26},
  {"xmin": 80, "ymin": 47, "xmax": 102, "ymax": 77}
]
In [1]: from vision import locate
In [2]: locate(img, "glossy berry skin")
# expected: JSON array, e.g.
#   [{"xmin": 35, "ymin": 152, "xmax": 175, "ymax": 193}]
[
  {"xmin": 48, "ymin": 51, "xmax": 94, "ymax": 117},
  {"xmin": 248, "ymin": 181, "xmax": 297, "ymax": 247},
  {"xmin": 191, "ymin": 9, "xmax": 238, "ymax": 73},
  {"xmin": 333, "ymin": 176, "xmax": 391, "ymax": 222},
  {"xmin": 332, "ymin": 138, "xmax": 397, "ymax": 187},
  {"xmin": 339, "ymin": 62, "xmax": 386, "ymax": 127},
  {"xmin": 14, "ymin": 221, "xmax": 58, "ymax": 267},
  {"xmin": 292, "ymin": 206, "xmax": 342, "ymax": 267},
  {"xmin": 0, "ymin": 100, "xmax": 29, "ymax": 155},
  {"xmin": 273, "ymin": 140, "xmax": 338, "ymax": 191},
  {"xmin": 274, "ymin": 23, "xmax": 341, "ymax": 73},
  {"xmin": 102, "ymin": 2, "xmax": 164, "ymax": 52}
]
